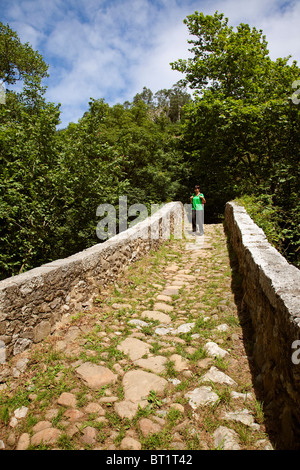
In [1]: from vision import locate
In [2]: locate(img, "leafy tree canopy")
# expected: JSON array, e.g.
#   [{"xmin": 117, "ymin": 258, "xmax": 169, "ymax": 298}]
[
  {"xmin": 0, "ymin": 22, "xmax": 48, "ymax": 86},
  {"xmin": 171, "ymin": 10, "xmax": 300, "ymax": 266},
  {"xmin": 171, "ymin": 10, "xmax": 299, "ymax": 102},
  {"xmin": 1, "ymin": 13, "xmax": 299, "ymax": 279}
]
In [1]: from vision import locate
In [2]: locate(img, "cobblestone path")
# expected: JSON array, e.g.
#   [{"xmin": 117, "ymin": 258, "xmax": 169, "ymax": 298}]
[{"xmin": 0, "ymin": 224, "xmax": 274, "ymax": 450}]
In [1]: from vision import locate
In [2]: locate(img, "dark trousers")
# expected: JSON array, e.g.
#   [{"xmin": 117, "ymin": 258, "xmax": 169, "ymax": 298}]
[{"xmin": 192, "ymin": 210, "xmax": 204, "ymax": 234}]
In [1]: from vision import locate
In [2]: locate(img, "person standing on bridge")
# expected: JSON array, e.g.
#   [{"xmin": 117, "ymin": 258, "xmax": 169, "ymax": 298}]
[{"xmin": 190, "ymin": 185, "xmax": 206, "ymax": 235}]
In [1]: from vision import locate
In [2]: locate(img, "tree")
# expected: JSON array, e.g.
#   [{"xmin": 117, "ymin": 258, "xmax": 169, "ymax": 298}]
[
  {"xmin": 0, "ymin": 23, "xmax": 62, "ymax": 278},
  {"xmin": 171, "ymin": 11, "xmax": 300, "ymax": 264},
  {"xmin": 171, "ymin": 11, "xmax": 299, "ymax": 101},
  {"xmin": 0, "ymin": 93, "xmax": 61, "ymax": 278},
  {"xmin": 0, "ymin": 22, "xmax": 48, "ymax": 87},
  {"xmin": 167, "ymin": 83, "xmax": 191, "ymax": 122},
  {"xmin": 133, "ymin": 87, "xmax": 154, "ymax": 106}
]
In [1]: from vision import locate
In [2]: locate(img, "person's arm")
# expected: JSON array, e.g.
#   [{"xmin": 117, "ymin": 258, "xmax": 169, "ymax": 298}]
[{"xmin": 200, "ymin": 194, "xmax": 206, "ymax": 204}]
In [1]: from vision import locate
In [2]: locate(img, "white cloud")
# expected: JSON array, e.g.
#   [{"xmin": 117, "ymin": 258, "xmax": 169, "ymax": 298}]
[
  {"xmin": 259, "ymin": 1, "xmax": 300, "ymax": 63},
  {"xmin": 9, "ymin": 21, "xmax": 45, "ymax": 50},
  {"xmin": 130, "ymin": 18, "xmax": 191, "ymax": 94},
  {"xmin": 203, "ymin": 0, "xmax": 300, "ymax": 63},
  {"xmin": 2, "ymin": 0, "xmax": 300, "ymax": 128}
]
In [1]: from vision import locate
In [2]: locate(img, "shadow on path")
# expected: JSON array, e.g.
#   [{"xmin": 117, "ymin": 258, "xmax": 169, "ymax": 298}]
[{"xmin": 224, "ymin": 227, "xmax": 283, "ymax": 450}]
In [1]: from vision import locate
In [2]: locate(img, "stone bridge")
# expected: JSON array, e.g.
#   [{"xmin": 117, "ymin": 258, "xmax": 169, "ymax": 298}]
[{"xmin": 0, "ymin": 201, "xmax": 299, "ymax": 450}]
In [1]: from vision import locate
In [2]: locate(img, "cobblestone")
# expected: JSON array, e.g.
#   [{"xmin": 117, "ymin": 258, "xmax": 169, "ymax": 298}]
[{"xmin": 0, "ymin": 224, "xmax": 274, "ymax": 450}]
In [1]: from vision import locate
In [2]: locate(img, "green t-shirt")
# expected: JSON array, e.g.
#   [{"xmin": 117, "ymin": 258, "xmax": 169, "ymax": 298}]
[{"xmin": 192, "ymin": 193, "xmax": 204, "ymax": 211}]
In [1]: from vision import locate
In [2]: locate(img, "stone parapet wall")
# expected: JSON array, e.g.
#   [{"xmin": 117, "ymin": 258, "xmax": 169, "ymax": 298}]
[
  {"xmin": 0, "ymin": 202, "xmax": 183, "ymax": 360},
  {"xmin": 225, "ymin": 201, "xmax": 300, "ymax": 449}
]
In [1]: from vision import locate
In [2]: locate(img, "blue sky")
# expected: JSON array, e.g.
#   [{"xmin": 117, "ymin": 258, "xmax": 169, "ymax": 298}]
[{"xmin": 1, "ymin": 0, "xmax": 300, "ymax": 128}]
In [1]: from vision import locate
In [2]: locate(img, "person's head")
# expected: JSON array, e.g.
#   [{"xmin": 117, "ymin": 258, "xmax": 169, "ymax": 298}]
[{"xmin": 194, "ymin": 185, "xmax": 200, "ymax": 194}]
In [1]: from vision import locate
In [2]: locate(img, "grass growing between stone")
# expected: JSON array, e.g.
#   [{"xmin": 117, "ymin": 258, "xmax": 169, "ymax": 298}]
[{"xmin": 0, "ymin": 224, "xmax": 273, "ymax": 451}]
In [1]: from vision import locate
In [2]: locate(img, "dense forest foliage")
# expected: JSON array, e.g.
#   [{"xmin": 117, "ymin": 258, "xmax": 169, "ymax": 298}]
[
  {"xmin": 0, "ymin": 12, "xmax": 299, "ymax": 280},
  {"xmin": 171, "ymin": 11, "xmax": 300, "ymax": 267}
]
